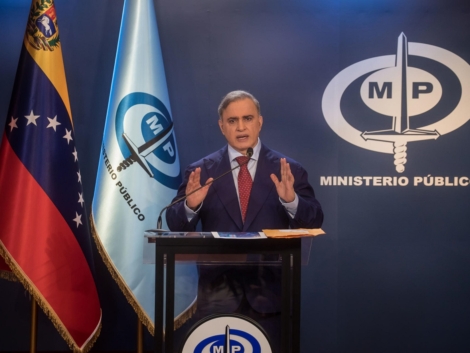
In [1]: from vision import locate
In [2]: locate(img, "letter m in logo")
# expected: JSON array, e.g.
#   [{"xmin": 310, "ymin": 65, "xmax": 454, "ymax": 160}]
[
  {"xmin": 369, "ymin": 82, "xmax": 392, "ymax": 98},
  {"xmin": 213, "ymin": 346, "xmax": 223, "ymax": 353}
]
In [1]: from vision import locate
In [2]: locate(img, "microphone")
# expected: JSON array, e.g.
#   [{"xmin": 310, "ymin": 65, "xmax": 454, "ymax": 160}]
[{"xmin": 155, "ymin": 147, "xmax": 254, "ymax": 231}]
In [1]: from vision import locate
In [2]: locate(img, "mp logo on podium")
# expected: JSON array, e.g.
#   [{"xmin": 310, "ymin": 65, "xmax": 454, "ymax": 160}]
[
  {"xmin": 180, "ymin": 314, "xmax": 273, "ymax": 353},
  {"xmin": 322, "ymin": 33, "xmax": 470, "ymax": 173}
]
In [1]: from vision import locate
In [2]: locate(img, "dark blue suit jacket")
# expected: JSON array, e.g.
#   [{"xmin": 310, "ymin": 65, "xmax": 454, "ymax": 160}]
[
  {"xmin": 166, "ymin": 144, "xmax": 323, "ymax": 232},
  {"xmin": 166, "ymin": 144, "xmax": 323, "ymax": 314}
]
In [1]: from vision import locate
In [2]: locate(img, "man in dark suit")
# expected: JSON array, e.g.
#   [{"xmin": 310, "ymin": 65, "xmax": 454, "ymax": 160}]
[{"xmin": 166, "ymin": 90, "xmax": 323, "ymax": 349}]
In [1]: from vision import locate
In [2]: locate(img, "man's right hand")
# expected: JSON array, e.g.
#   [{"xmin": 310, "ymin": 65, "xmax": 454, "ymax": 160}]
[{"xmin": 186, "ymin": 167, "xmax": 213, "ymax": 210}]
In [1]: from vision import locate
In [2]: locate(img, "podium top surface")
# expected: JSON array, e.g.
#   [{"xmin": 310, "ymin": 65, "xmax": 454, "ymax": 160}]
[
  {"xmin": 145, "ymin": 231, "xmax": 276, "ymax": 239},
  {"xmin": 144, "ymin": 231, "xmax": 301, "ymax": 249},
  {"xmin": 143, "ymin": 231, "xmax": 310, "ymax": 264},
  {"xmin": 144, "ymin": 231, "xmax": 215, "ymax": 239}
]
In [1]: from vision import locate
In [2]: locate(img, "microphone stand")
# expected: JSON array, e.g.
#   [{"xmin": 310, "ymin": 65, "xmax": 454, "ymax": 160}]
[{"xmin": 155, "ymin": 148, "xmax": 253, "ymax": 232}]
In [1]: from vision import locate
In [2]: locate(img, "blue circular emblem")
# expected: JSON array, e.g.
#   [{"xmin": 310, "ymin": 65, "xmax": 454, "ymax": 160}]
[
  {"xmin": 115, "ymin": 92, "xmax": 181, "ymax": 189},
  {"xmin": 180, "ymin": 314, "xmax": 273, "ymax": 353}
]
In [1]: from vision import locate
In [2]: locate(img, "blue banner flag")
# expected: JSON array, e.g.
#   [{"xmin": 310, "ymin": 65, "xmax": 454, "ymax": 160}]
[{"xmin": 91, "ymin": 0, "xmax": 198, "ymax": 332}]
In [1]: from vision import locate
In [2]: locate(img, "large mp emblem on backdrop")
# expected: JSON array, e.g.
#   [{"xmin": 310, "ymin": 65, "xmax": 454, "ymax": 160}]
[{"xmin": 322, "ymin": 33, "xmax": 470, "ymax": 173}]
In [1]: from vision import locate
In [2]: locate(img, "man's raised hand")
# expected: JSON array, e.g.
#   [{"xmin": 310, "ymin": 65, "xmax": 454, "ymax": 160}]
[
  {"xmin": 186, "ymin": 167, "xmax": 213, "ymax": 210},
  {"xmin": 270, "ymin": 158, "xmax": 295, "ymax": 203}
]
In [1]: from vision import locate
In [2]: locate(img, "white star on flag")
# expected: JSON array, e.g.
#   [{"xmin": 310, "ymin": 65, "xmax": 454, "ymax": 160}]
[
  {"xmin": 72, "ymin": 148, "xmax": 78, "ymax": 162},
  {"xmin": 73, "ymin": 212, "xmax": 83, "ymax": 228},
  {"xmin": 78, "ymin": 192, "xmax": 84, "ymax": 207},
  {"xmin": 47, "ymin": 115, "xmax": 61, "ymax": 131},
  {"xmin": 63, "ymin": 129, "xmax": 73, "ymax": 144},
  {"xmin": 77, "ymin": 171, "xmax": 82, "ymax": 183},
  {"xmin": 25, "ymin": 110, "xmax": 40, "ymax": 126},
  {"xmin": 8, "ymin": 117, "xmax": 18, "ymax": 132}
]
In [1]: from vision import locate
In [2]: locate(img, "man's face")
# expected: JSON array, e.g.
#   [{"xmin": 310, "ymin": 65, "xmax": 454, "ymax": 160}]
[{"xmin": 218, "ymin": 98, "xmax": 263, "ymax": 154}]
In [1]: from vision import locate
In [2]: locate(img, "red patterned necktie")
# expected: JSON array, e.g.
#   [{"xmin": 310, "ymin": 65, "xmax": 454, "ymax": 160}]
[{"xmin": 235, "ymin": 156, "xmax": 253, "ymax": 222}]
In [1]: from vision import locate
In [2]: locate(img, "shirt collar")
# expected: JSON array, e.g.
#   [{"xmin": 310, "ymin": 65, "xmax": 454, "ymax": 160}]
[{"xmin": 227, "ymin": 138, "xmax": 261, "ymax": 162}]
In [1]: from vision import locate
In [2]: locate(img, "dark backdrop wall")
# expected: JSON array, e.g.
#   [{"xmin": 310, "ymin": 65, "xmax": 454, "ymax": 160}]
[{"xmin": 1, "ymin": 0, "xmax": 470, "ymax": 352}]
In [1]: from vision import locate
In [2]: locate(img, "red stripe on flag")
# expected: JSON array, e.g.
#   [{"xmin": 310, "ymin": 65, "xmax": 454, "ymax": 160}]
[
  {"xmin": 45, "ymin": 6, "xmax": 57, "ymax": 21},
  {"xmin": 0, "ymin": 135, "xmax": 100, "ymax": 347}
]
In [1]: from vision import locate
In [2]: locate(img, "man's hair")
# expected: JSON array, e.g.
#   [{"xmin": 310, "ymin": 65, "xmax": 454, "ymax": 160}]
[{"xmin": 217, "ymin": 90, "xmax": 261, "ymax": 119}]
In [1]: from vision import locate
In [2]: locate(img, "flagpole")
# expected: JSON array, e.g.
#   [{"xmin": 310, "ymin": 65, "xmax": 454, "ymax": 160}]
[
  {"xmin": 137, "ymin": 319, "xmax": 143, "ymax": 353},
  {"xmin": 30, "ymin": 298, "xmax": 37, "ymax": 353}
]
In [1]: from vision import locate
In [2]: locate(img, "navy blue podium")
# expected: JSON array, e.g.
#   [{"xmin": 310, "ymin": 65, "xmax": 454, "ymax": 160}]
[{"xmin": 145, "ymin": 232, "xmax": 302, "ymax": 353}]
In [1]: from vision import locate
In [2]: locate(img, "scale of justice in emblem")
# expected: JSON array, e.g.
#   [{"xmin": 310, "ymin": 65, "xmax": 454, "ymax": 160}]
[{"xmin": 322, "ymin": 33, "xmax": 470, "ymax": 172}]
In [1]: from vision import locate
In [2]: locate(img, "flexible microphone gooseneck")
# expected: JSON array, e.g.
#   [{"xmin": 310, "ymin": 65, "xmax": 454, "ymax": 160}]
[{"xmin": 155, "ymin": 147, "xmax": 254, "ymax": 231}]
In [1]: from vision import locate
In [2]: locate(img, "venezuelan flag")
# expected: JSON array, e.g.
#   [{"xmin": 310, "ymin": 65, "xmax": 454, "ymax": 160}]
[{"xmin": 0, "ymin": 1, "xmax": 101, "ymax": 351}]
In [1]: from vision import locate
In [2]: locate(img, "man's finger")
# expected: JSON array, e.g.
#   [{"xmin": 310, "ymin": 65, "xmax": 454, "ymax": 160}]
[
  {"xmin": 281, "ymin": 158, "xmax": 288, "ymax": 181},
  {"xmin": 192, "ymin": 167, "xmax": 201, "ymax": 183},
  {"xmin": 203, "ymin": 177, "xmax": 214, "ymax": 189},
  {"xmin": 285, "ymin": 162, "xmax": 293, "ymax": 182},
  {"xmin": 270, "ymin": 173, "xmax": 280, "ymax": 186}
]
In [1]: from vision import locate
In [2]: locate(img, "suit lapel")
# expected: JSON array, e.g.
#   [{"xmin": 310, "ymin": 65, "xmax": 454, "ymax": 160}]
[
  {"xmin": 243, "ymin": 145, "xmax": 278, "ymax": 231},
  {"xmin": 206, "ymin": 147, "xmax": 244, "ymax": 230}
]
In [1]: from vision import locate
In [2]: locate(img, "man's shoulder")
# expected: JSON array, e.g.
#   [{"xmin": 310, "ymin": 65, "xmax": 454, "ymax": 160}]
[
  {"xmin": 262, "ymin": 144, "xmax": 303, "ymax": 169},
  {"xmin": 186, "ymin": 146, "xmax": 227, "ymax": 169}
]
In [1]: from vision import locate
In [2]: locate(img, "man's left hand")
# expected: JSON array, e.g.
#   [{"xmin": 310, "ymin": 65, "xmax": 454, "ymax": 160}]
[{"xmin": 270, "ymin": 158, "xmax": 295, "ymax": 203}]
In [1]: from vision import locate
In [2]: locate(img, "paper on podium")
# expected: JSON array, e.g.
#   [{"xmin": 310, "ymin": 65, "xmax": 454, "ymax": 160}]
[{"xmin": 262, "ymin": 228, "xmax": 325, "ymax": 238}]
